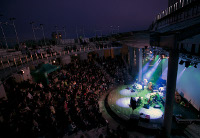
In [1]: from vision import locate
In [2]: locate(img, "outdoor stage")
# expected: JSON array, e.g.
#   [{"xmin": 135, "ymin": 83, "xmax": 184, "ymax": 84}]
[
  {"xmin": 106, "ymin": 83, "xmax": 165, "ymax": 129},
  {"xmin": 106, "ymin": 83, "xmax": 200, "ymax": 132}
]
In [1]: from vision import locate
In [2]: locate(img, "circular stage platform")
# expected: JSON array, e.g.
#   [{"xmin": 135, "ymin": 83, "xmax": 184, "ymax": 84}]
[{"xmin": 106, "ymin": 84, "xmax": 165, "ymax": 129}]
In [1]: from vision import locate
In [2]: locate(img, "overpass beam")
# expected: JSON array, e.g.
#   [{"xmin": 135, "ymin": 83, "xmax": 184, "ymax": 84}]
[{"xmin": 163, "ymin": 38, "xmax": 179, "ymax": 137}]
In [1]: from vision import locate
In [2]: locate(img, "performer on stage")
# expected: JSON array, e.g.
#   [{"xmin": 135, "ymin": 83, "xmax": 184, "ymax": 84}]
[
  {"xmin": 130, "ymin": 97, "xmax": 137, "ymax": 110},
  {"xmin": 142, "ymin": 81, "xmax": 144, "ymax": 90}
]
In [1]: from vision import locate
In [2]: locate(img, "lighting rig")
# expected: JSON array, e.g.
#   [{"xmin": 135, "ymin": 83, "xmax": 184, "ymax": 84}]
[
  {"xmin": 179, "ymin": 53, "xmax": 200, "ymax": 68},
  {"xmin": 149, "ymin": 46, "xmax": 200, "ymax": 69}
]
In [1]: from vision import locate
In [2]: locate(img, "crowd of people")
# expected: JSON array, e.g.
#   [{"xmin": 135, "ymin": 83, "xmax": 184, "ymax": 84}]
[
  {"xmin": 97, "ymin": 56, "xmax": 132, "ymax": 84},
  {"xmin": 0, "ymin": 56, "xmax": 129, "ymax": 138}
]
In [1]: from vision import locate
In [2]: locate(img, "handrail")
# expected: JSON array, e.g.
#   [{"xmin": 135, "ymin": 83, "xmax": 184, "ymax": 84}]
[
  {"xmin": 151, "ymin": 0, "xmax": 200, "ymax": 31},
  {"xmin": 0, "ymin": 46, "xmax": 122, "ymax": 80},
  {"xmin": 155, "ymin": 0, "xmax": 199, "ymax": 21}
]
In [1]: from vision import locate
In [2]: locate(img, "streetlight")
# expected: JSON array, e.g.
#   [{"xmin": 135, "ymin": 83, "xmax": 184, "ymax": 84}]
[
  {"xmin": 0, "ymin": 14, "xmax": 8, "ymax": 49},
  {"xmin": 82, "ymin": 27, "xmax": 85, "ymax": 38},
  {"xmin": 10, "ymin": 18, "xmax": 20, "ymax": 47},
  {"xmin": 55, "ymin": 25, "xmax": 59, "ymax": 45},
  {"xmin": 110, "ymin": 26, "xmax": 113, "ymax": 35},
  {"xmin": 63, "ymin": 27, "xmax": 67, "ymax": 39},
  {"xmin": 30, "ymin": 21, "xmax": 36, "ymax": 41},
  {"xmin": 40, "ymin": 24, "xmax": 46, "ymax": 46},
  {"xmin": 0, "ymin": 22, "xmax": 8, "ymax": 49},
  {"xmin": 117, "ymin": 26, "xmax": 120, "ymax": 34}
]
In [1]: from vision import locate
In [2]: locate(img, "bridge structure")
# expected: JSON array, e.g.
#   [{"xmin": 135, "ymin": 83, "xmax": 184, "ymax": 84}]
[
  {"xmin": 114, "ymin": 0, "xmax": 200, "ymax": 137},
  {"xmin": 150, "ymin": 0, "xmax": 200, "ymax": 137}
]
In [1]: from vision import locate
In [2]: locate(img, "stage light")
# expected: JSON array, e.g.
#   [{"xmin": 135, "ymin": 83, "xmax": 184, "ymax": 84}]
[
  {"xmin": 177, "ymin": 67, "xmax": 186, "ymax": 82},
  {"xmin": 116, "ymin": 97, "xmax": 131, "ymax": 108},
  {"xmin": 139, "ymin": 107, "xmax": 163, "ymax": 119},
  {"xmin": 179, "ymin": 60, "xmax": 184, "ymax": 65},
  {"xmin": 156, "ymin": 66, "xmax": 168, "ymax": 85},
  {"xmin": 144, "ymin": 58, "xmax": 162, "ymax": 80},
  {"xmin": 142, "ymin": 60, "xmax": 151, "ymax": 73},
  {"xmin": 185, "ymin": 61, "xmax": 190, "ymax": 68}
]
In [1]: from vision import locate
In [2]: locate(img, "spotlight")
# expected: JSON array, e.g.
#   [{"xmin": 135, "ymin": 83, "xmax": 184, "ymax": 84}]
[
  {"xmin": 179, "ymin": 60, "xmax": 184, "ymax": 65},
  {"xmin": 194, "ymin": 63, "xmax": 198, "ymax": 68},
  {"xmin": 160, "ymin": 54, "xmax": 165, "ymax": 59},
  {"xmin": 185, "ymin": 61, "xmax": 191, "ymax": 68}
]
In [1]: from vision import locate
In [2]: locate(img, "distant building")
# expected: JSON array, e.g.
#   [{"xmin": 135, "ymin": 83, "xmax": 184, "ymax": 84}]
[{"xmin": 51, "ymin": 32, "xmax": 62, "ymax": 40}]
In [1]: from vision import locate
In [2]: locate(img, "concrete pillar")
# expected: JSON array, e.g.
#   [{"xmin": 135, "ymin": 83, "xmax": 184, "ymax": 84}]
[
  {"xmin": 163, "ymin": 47, "xmax": 179, "ymax": 137},
  {"xmin": 136, "ymin": 48, "xmax": 142, "ymax": 82},
  {"xmin": 129, "ymin": 47, "xmax": 134, "ymax": 75}
]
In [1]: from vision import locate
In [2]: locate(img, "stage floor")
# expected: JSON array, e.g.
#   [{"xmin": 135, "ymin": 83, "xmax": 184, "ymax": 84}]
[
  {"xmin": 108, "ymin": 85, "xmax": 164, "ymax": 123},
  {"xmin": 107, "ymin": 84, "xmax": 199, "ymax": 129}
]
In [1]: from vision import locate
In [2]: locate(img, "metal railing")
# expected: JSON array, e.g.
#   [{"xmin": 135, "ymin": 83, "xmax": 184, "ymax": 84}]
[
  {"xmin": 0, "ymin": 45, "xmax": 122, "ymax": 80},
  {"xmin": 151, "ymin": 0, "xmax": 200, "ymax": 31}
]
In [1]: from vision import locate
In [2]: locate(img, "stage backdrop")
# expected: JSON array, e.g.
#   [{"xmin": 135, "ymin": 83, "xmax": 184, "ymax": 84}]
[{"xmin": 162, "ymin": 58, "xmax": 200, "ymax": 110}]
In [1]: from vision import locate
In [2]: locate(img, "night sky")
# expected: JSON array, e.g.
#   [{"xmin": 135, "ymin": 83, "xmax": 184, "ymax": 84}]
[{"xmin": 0, "ymin": 0, "xmax": 167, "ymax": 41}]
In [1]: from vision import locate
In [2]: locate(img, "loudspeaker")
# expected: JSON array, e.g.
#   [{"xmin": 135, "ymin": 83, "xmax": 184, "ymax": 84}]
[{"xmin": 144, "ymin": 104, "xmax": 150, "ymax": 109}]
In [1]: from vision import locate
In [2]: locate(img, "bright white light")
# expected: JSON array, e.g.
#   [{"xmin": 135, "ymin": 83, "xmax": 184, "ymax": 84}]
[
  {"xmin": 159, "ymin": 87, "xmax": 166, "ymax": 92},
  {"xmin": 116, "ymin": 97, "xmax": 131, "ymax": 108},
  {"xmin": 139, "ymin": 107, "xmax": 163, "ymax": 119},
  {"xmin": 177, "ymin": 67, "xmax": 186, "ymax": 82},
  {"xmin": 144, "ymin": 59, "xmax": 161, "ymax": 80}
]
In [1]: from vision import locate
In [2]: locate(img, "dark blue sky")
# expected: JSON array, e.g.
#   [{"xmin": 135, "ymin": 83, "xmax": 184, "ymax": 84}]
[{"xmin": 0, "ymin": 0, "xmax": 167, "ymax": 40}]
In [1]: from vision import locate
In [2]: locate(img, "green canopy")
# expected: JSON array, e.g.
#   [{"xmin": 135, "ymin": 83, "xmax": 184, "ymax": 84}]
[
  {"xmin": 31, "ymin": 63, "xmax": 60, "ymax": 85},
  {"xmin": 34, "ymin": 63, "xmax": 60, "ymax": 74}
]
